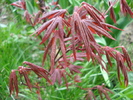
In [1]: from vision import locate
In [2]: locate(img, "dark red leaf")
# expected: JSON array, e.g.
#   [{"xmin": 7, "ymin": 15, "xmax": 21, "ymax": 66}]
[
  {"xmin": 85, "ymin": 90, "xmax": 96, "ymax": 100},
  {"xmin": 116, "ymin": 52, "xmax": 128, "ymax": 86},
  {"xmin": 109, "ymin": 1, "xmax": 116, "ymax": 23},
  {"xmin": 40, "ymin": 17, "xmax": 60, "ymax": 44},
  {"xmin": 24, "ymin": 10, "xmax": 33, "ymax": 25},
  {"xmin": 41, "ymin": 9, "xmax": 66, "ymax": 20},
  {"xmin": 101, "ymin": 22, "xmax": 123, "ymax": 31},
  {"xmin": 9, "ymin": 70, "xmax": 19, "ymax": 96},
  {"xmin": 85, "ymin": 20, "xmax": 115, "ymax": 40},
  {"xmin": 33, "ymin": 18, "xmax": 54, "ymax": 36},
  {"xmin": 68, "ymin": 65, "xmax": 83, "ymax": 74},
  {"xmin": 82, "ymin": 2, "xmax": 105, "ymax": 20},
  {"xmin": 72, "ymin": 12, "xmax": 92, "ymax": 61},
  {"xmin": 33, "ymin": 11, "xmax": 42, "ymax": 26},
  {"xmin": 50, "ymin": 68, "xmax": 62, "ymax": 85},
  {"xmin": 105, "ymin": 51, "xmax": 112, "ymax": 66},
  {"xmin": 42, "ymin": 37, "xmax": 55, "ymax": 67},
  {"xmin": 96, "ymin": 85, "xmax": 112, "ymax": 100},
  {"xmin": 50, "ymin": 37, "xmax": 56, "ymax": 73},
  {"xmin": 71, "ymin": 16, "xmax": 77, "ymax": 61},
  {"xmin": 120, "ymin": 0, "xmax": 133, "ymax": 18},
  {"xmin": 83, "ymin": 5, "xmax": 104, "ymax": 26},
  {"xmin": 23, "ymin": 61, "xmax": 52, "ymax": 84},
  {"xmin": 121, "ymin": 46, "xmax": 132, "ymax": 70},
  {"xmin": 18, "ymin": 66, "xmax": 32, "ymax": 90},
  {"xmin": 11, "ymin": 0, "xmax": 26, "ymax": 10}
]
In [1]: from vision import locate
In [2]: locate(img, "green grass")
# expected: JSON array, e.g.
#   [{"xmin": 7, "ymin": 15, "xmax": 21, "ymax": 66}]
[{"xmin": 0, "ymin": 21, "xmax": 42, "ymax": 100}]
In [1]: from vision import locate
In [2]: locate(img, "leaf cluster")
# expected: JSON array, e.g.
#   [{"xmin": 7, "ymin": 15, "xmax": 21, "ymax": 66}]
[{"xmin": 9, "ymin": 0, "xmax": 133, "ymax": 99}]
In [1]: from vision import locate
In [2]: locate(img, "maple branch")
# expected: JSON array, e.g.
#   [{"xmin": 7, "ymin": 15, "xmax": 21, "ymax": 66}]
[
  {"xmin": 55, "ymin": 49, "xmax": 71, "ymax": 63},
  {"xmin": 38, "ymin": 0, "xmax": 46, "ymax": 12},
  {"xmin": 54, "ymin": 48, "xmax": 61, "ymax": 61},
  {"xmin": 32, "ymin": 26, "xmax": 47, "ymax": 47},
  {"xmin": 20, "ymin": 82, "xmax": 46, "ymax": 89},
  {"xmin": 104, "ymin": 0, "xmax": 118, "ymax": 15},
  {"xmin": 20, "ymin": 74, "xmax": 46, "ymax": 89}
]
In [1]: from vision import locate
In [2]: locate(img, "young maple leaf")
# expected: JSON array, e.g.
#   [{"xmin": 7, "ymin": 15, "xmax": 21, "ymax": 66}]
[
  {"xmin": 81, "ymin": 2, "xmax": 105, "ymax": 24},
  {"xmin": 18, "ymin": 66, "xmax": 32, "ymax": 90},
  {"xmin": 120, "ymin": 0, "xmax": 133, "ymax": 18},
  {"xmin": 68, "ymin": 64, "xmax": 83, "ymax": 74},
  {"xmin": 11, "ymin": 0, "xmax": 26, "ymax": 10},
  {"xmin": 23, "ymin": 61, "xmax": 52, "ymax": 84},
  {"xmin": 42, "ymin": 30, "xmax": 68, "ymax": 72},
  {"xmin": 33, "ymin": 11, "xmax": 42, "ymax": 26},
  {"xmin": 67, "ymin": 52, "xmax": 87, "ymax": 62},
  {"xmin": 50, "ymin": 68, "xmax": 62, "ymax": 85},
  {"xmin": 34, "ymin": 16, "xmax": 70, "ymax": 70},
  {"xmin": 69, "ymin": 5, "xmax": 123, "ymax": 64},
  {"xmin": 121, "ymin": 46, "xmax": 132, "ymax": 71},
  {"xmin": 79, "ymin": 84, "xmax": 113, "ymax": 100},
  {"xmin": 116, "ymin": 52, "xmax": 129, "ymax": 86},
  {"xmin": 109, "ymin": 1, "xmax": 116, "ymax": 23},
  {"xmin": 50, "ymin": 66, "xmax": 77, "ymax": 88},
  {"xmin": 40, "ymin": 9, "xmax": 66, "ymax": 20},
  {"xmin": 9, "ymin": 70, "xmax": 19, "ymax": 96},
  {"xmin": 85, "ymin": 90, "xmax": 96, "ymax": 100},
  {"xmin": 96, "ymin": 85, "xmax": 113, "ymax": 100},
  {"xmin": 103, "ymin": 46, "xmax": 132, "ymax": 86},
  {"xmin": 24, "ymin": 10, "xmax": 33, "ymax": 25}
]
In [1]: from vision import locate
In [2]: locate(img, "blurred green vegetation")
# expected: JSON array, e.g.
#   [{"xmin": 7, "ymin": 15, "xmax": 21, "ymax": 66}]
[{"xmin": 0, "ymin": 21, "xmax": 42, "ymax": 99}]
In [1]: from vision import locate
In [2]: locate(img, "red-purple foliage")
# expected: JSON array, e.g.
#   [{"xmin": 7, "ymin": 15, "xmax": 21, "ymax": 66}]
[
  {"xmin": 9, "ymin": 0, "xmax": 133, "ymax": 99},
  {"xmin": 120, "ymin": 0, "xmax": 133, "ymax": 17},
  {"xmin": 9, "ymin": 70, "xmax": 19, "ymax": 96}
]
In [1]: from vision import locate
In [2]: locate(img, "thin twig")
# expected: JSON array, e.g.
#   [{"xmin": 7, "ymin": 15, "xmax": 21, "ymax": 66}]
[
  {"xmin": 104, "ymin": 0, "xmax": 118, "ymax": 15},
  {"xmin": 38, "ymin": 0, "xmax": 45, "ymax": 12},
  {"xmin": 55, "ymin": 49, "xmax": 71, "ymax": 63}
]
